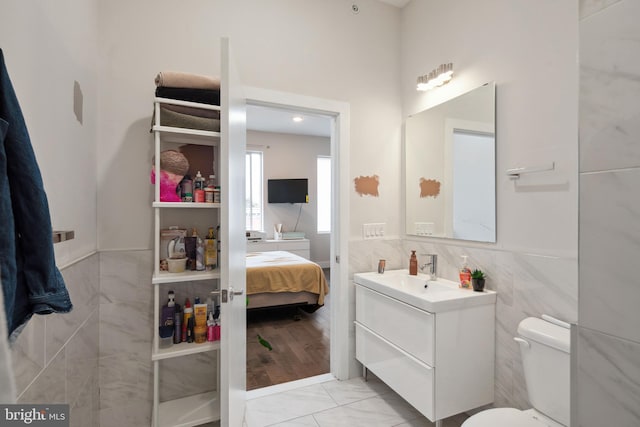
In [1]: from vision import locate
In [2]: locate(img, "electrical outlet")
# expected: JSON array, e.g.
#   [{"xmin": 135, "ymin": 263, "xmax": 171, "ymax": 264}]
[{"xmin": 363, "ymin": 223, "xmax": 385, "ymax": 240}]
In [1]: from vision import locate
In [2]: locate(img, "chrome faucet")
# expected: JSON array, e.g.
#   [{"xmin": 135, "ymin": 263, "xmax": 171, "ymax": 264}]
[{"xmin": 419, "ymin": 254, "xmax": 438, "ymax": 280}]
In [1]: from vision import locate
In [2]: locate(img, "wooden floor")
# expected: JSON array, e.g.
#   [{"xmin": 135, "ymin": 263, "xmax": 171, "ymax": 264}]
[{"xmin": 246, "ymin": 272, "xmax": 330, "ymax": 390}]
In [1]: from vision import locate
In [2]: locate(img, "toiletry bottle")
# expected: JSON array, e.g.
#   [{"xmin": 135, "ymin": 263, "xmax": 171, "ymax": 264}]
[
  {"xmin": 206, "ymin": 296, "xmax": 214, "ymax": 316},
  {"xmin": 185, "ymin": 230, "xmax": 197, "ymax": 271},
  {"xmin": 207, "ymin": 312, "xmax": 215, "ymax": 342},
  {"xmin": 459, "ymin": 255, "xmax": 471, "ymax": 289},
  {"xmin": 173, "ymin": 305, "xmax": 182, "ymax": 344},
  {"xmin": 181, "ymin": 176, "xmax": 193, "ymax": 202},
  {"xmin": 186, "ymin": 317, "xmax": 195, "ymax": 343},
  {"xmin": 213, "ymin": 318, "xmax": 221, "ymax": 341},
  {"xmin": 181, "ymin": 298, "xmax": 193, "ymax": 342},
  {"xmin": 194, "ymin": 171, "xmax": 205, "ymax": 190},
  {"xmin": 161, "ymin": 290, "xmax": 176, "ymax": 328},
  {"xmin": 213, "ymin": 305, "xmax": 221, "ymax": 341},
  {"xmin": 409, "ymin": 250, "xmax": 418, "ymax": 275},
  {"xmin": 194, "ymin": 229, "xmax": 205, "ymax": 271},
  {"xmin": 205, "ymin": 227, "xmax": 217, "ymax": 270},
  {"xmin": 216, "ymin": 224, "xmax": 221, "ymax": 265}
]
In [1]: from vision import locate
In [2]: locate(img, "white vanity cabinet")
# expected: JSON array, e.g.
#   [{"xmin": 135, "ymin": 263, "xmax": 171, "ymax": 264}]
[{"xmin": 354, "ymin": 275, "xmax": 496, "ymax": 423}]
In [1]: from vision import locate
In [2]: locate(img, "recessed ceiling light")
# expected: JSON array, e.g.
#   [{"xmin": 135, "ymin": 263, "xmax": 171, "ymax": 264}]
[{"xmin": 292, "ymin": 115, "xmax": 304, "ymax": 123}]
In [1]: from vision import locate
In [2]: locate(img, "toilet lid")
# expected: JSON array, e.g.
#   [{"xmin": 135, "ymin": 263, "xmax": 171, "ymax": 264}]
[{"xmin": 462, "ymin": 408, "xmax": 543, "ymax": 427}]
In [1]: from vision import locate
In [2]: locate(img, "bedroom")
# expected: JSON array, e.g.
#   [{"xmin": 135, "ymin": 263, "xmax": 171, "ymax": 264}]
[{"xmin": 244, "ymin": 113, "xmax": 332, "ymax": 390}]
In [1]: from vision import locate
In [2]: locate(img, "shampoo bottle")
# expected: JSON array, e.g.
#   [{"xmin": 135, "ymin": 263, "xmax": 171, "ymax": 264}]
[
  {"xmin": 161, "ymin": 290, "xmax": 176, "ymax": 327},
  {"xmin": 409, "ymin": 250, "xmax": 418, "ymax": 276},
  {"xmin": 459, "ymin": 255, "xmax": 471, "ymax": 289}
]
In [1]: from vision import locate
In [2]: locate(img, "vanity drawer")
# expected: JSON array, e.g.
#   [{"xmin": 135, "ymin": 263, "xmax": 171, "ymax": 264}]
[
  {"xmin": 356, "ymin": 284, "xmax": 434, "ymax": 366},
  {"xmin": 355, "ymin": 322, "xmax": 434, "ymax": 420}
]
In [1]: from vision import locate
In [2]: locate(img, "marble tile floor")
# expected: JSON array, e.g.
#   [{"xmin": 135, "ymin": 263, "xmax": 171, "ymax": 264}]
[{"xmin": 244, "ymin": 374, "xmax": 469, "ymax": 427}]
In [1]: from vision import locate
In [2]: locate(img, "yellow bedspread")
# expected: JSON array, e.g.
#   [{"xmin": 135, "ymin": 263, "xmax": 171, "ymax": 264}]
[{"xmin": 246, "ymin": 251, "xmax": 328, "ymax": 305}]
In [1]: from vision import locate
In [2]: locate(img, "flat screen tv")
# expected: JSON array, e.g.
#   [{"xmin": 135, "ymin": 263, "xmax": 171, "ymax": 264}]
[{"xmin": 268, "ymin": 178, "xmax": 308, "ymax": 203}]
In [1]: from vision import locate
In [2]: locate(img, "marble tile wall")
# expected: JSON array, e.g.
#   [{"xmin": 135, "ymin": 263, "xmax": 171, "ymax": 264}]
[
  {"xmin": 349, "ymin": 239, "xmax": 578, "ymax": 410},
  {"xmin": 99, "ymin": 249, "xmax": 219, "ymax": 426},
  {"xmin": 578, "ymin": 0, "xmax": 640, "ymax": 425},
  {"xmin": 11, "ymin": 253, "xmax": 100, "ymax": 427}
]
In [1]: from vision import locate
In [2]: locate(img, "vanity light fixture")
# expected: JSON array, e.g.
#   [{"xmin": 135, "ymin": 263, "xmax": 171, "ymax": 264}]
[
  {"xmin": 416, "ymin": 63, "xmax": 454, "ymax": 91},
  {"xmin": 292, "ymin": 115, "xmax": 304, "ymax": 122}
]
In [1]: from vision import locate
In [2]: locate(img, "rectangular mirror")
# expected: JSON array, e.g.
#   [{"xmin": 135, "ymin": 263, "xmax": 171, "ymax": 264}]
[{"xmin": 405, "ymin": 82, "xmax": 496, "ymax": 242}]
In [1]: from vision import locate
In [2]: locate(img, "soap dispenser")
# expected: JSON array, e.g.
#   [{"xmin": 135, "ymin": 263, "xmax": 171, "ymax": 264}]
[{"xmin": 409, "ymin": 250, "xmax": 418, "ymax": 276}]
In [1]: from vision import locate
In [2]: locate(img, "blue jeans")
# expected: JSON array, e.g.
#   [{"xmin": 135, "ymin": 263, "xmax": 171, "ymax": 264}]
[{"xmin": 0, "ymin": 49, "xmax": 72, "ymax": 340}]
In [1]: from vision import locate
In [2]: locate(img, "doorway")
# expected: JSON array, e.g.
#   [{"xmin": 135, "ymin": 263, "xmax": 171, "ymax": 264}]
[{"xmin": 244, "ymin": 86, "xmax": 350, "ymax": 392}]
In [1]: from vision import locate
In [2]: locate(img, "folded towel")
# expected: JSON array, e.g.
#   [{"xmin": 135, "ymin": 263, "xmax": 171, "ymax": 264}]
[
  {"xmin": 155, "ymin": 71, "xmax": 221, "ymax": 90},
  {"xmin": 162, "ymin": 103, "xmax": 220, "ymax": 119},
  {"xmin": 158, "ymin": 106, "xmax": 221, "ymax": 132},
  {"xmin": 155, "ymin": 87, "xmax": 220, "ymax": 105}
]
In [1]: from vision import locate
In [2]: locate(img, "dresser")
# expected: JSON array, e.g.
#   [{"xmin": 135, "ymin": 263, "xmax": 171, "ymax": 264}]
[{"xmin": 246, "ymin": 238, "xmax": 310, "ymax": 259}]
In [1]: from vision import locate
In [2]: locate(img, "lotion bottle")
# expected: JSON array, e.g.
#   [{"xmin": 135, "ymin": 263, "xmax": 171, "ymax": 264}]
[
  {"xmin": 409, "ymin": 250, "xmax": 418, "ymax": 275},
  {"xmin": 459, "ymin": 255, "xmax": 471, "ymax": 288}
]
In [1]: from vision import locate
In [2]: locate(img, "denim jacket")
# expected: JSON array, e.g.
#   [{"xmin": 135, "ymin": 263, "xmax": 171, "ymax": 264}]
[{"xmin": 0, "ymin": 49, "xmax": 72, "ymax": 340}]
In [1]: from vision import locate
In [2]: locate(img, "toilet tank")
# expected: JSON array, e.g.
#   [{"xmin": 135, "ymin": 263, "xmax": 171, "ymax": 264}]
[{"xmin": 517, "ymin": 317, "xmax": 570, "ymax": 427}]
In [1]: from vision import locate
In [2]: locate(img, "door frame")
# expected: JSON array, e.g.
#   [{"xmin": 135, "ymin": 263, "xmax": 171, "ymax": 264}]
[{"xmin": 244, "ymin": 86, "xmax": 350, "ymax": 381}]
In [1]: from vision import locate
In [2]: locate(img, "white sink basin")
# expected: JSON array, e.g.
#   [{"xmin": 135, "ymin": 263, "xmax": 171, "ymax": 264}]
[{"xmin": 354, "ymin": 269, "xmax": 496, "ymax": 313}]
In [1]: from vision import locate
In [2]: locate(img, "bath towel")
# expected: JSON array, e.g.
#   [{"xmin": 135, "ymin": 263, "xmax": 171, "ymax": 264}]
[
  {"xmin": 155, "ymin": 71, "xmax": 220, "ymax": 90},
  {"xmin": 158, "ymin": 106, "xmax": 221, "ymax": 132},
  {"xmin": 155, "ymin": 87, "xmax": 220, "ymax": 105},
  {"xmin": 161, "ymin": 102, "xmax": 220, "ymax": 119}
]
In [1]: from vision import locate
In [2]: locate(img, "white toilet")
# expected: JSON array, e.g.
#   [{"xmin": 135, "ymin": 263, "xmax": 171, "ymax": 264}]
[{"xmin": 462, "ymin": 315, "xmax": 571, "ymax": 427}]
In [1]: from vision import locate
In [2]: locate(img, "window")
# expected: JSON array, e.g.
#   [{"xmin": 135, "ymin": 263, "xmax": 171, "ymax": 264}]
[
  {"xmin": 317, "ymin": 156, "xmax": 331, "ymax": 233},
  {"xmin": 246, "ymin": 151, "xmax": 263, "ymax": 231}
]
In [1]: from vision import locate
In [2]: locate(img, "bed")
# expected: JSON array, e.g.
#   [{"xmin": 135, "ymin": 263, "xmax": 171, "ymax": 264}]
[{"xmin": 246, "ymin": 250, "xmax": 329, "ymax": 310}]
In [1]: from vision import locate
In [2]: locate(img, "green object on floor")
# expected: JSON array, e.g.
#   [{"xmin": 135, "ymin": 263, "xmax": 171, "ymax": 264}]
[{"xmin": 257, "ymin": 334, "xmax": 272, "ymax": 351}]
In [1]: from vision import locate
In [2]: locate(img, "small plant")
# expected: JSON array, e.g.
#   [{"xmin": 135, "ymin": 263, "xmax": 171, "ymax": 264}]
[{"xmin": 471, "ymin": 269, "xmax": 485, "ymax": 280}]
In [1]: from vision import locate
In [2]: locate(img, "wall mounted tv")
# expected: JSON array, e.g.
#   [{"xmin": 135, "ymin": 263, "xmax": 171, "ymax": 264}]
[{"xmin": 268, "ymin": 178, "xmax": 309, "ymax": 203}]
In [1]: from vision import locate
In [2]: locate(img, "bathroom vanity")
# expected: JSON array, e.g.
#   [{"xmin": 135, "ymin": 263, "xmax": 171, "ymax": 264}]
[{"xmin": 354, "ymin": 270, "xmax": 496, "ymax": 424}]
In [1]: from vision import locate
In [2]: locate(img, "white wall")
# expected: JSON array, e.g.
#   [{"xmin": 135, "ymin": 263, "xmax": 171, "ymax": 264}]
[
  {"xmin": 401, "ymin": 0, "xmax": 578, "ymax": 257},
  {"xmin": 248, "ymin": 130, "xmax": 331, "ymax": 265},
  {"xmin": 0, "ymin": 0, "xmax": 99, "ymax": 265},
  {"xmin": 97, "ymin": 0, "xmax": 402, "ymax": 250},
  {"xmin": 577, "ymin": 1, "xmax": 640, "ymax": 424},
  {"xmin": 392, "ymin": 0, "xmax": 579, "ymax": 410}
]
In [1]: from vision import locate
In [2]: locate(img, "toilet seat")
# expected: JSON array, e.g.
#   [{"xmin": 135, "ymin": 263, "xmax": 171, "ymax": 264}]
[{"xmin": 462, "ymin": 408, "xmax": 546, "ymax": 427}]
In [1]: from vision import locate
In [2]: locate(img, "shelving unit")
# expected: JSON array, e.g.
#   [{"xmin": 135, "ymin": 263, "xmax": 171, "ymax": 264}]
[{"xmin": 151, "ymin": 96, "xmax": 223, "ymax": 427}]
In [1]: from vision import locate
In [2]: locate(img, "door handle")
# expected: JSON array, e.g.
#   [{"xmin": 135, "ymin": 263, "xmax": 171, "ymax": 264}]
[
  {"xmin": 221, "ymin": 287, "xmax": 245, "ymax": 303},
  {"xmin": 229, "ymin": 287, "xmax": 244, "ymax": 301}
]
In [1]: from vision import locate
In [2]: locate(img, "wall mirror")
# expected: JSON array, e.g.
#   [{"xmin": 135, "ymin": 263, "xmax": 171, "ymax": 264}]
[{"xmin": 405, "ymin": 82, "xmax": 496, "ymax": 242}]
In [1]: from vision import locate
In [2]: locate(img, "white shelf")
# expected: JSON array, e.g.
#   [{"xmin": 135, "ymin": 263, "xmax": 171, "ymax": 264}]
[
  {"xmin": 153, "ymin": 202, "xmax": 220, "ymax": 209},
  {"xmin": 156, "ymin": 391, "xmax": 220, "ymax": 427},
  {"xmin": 153, "ymin": 125, "xmax": 221, "ymax": 140},
  {"xmin": 152, "ymin": 269, "xmax": 221, "ymax": 285},
  {"xmin": 153, "ymin": 341, "xmax": 220, "ymax": 361},
  {"xmin": 152, "ymin": 93, "xmax": 223, "ymax": 426}
]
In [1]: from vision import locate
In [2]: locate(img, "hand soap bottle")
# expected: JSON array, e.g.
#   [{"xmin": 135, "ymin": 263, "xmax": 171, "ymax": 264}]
[
  {"xmin": 409, "ymin": 250, "xmax": 418, "ymax": 276},
  {"xmin": 459, "ymin": 255, "xmax": 471, "ymax": 288}
]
